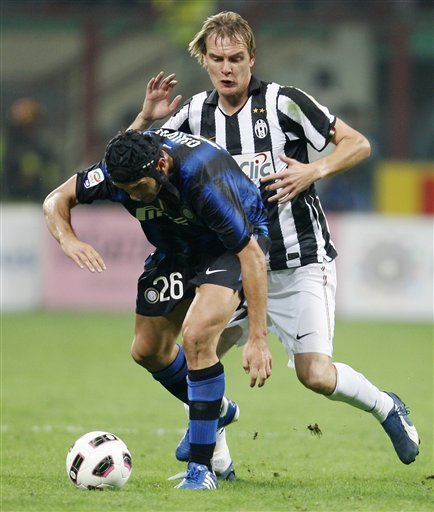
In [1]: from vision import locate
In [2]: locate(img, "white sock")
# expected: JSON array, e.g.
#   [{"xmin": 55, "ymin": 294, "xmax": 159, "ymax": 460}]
[
  {"xmin": 212, "ymin": 428, "xmax": 231, "ymax": 474},
  {"xmin": 328, "ymin": 362, "xmax": 394, "ymax": 422}
]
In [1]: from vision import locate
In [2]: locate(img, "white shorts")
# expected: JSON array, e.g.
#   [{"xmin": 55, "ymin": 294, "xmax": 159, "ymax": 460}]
[{"xmin": 230, "ymin": 261, "xmax": 337, "ymax": 368}]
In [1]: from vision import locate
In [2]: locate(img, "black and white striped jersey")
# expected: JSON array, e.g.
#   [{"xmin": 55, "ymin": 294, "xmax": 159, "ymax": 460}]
[{"xmin": 163, "ymin": 76, "xmax": 338, "ymax": 270}]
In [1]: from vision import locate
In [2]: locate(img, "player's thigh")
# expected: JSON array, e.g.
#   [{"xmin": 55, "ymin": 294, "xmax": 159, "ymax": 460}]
[
  {"xmin": 132, "ymin": 299, "xmax": 192, "ymax": 371},
  {"xmin": 187, "ymin": 249, "xmax": 244, "ymax": 348},
  {"xmin": 134, "ymin": 299, "xmax": 191, "ymax": 350},
  {"xmin": 182, "ymin": 284, "xmax": 241, "ymax": 350},
  {"xmin": 221, "ymin": 266, "xmax": 297, "ymax": 351},
  {"xmin": 268, "ymin": 262, "xmax": 337, "ymax": 362}
]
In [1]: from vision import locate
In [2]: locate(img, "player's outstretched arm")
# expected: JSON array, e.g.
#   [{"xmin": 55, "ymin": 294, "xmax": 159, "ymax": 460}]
[
  {"xmin": 261, "ymin": 117, "xmax": 371, "ymax": 204},
  {"xmin": 237, "ymin": 236, "xmax": 272, "ymax": 388},
  {"xmin": 43, "ymin": 176, "xmax": 106, "ymax": 273},
  {"xmin": 128, "ymin": 71, "xmax": 183, "ymax": 131}
]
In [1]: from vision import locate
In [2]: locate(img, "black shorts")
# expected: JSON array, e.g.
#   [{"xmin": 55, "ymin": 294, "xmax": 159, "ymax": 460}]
[
  {"xmin": 136, "ymin": 235, "xmax": 270, "ymax": 317},
  {"xmin": 136, "ymin": 250, "xmax": 242, "ymax": 316}
]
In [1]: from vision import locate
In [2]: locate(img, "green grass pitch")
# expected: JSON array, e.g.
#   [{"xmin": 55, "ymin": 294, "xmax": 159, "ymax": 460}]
[{"xmin": 1, "ymin": 312, "xmax": 433, "ymax": 511}]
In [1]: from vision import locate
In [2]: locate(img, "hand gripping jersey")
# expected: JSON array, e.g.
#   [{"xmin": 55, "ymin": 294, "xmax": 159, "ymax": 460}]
[
  {"xmin": 76, "ymin": 129, "xmax": 268, "ymax": 256},
  {"xmin": 162, "ymin": 76, "xmax": 338, "ymax": 270}
]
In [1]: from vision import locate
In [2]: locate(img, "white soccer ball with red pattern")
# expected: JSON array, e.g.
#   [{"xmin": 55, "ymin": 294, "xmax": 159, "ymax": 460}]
[{"xmin": 66, "ymin": 431, "xmax": 132, "ymax": 490}]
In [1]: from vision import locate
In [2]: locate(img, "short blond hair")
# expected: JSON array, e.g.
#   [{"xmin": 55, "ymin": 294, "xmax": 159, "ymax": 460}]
[{"xmin": 188, "ymin": 11, "xmax": 256, "ymax": 67}]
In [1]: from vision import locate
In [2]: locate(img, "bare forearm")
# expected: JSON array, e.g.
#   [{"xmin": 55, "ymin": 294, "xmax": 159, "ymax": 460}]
[
  {"xmin": 238, "ymin": 236, "xmax": 271, "ymax": 387},
  {"xmin": 238, "ymin": 240, "xmax": 267, "ymax": 338},
  {"xmin": 43, "ymin": 191, "xmax": 77, "ymax": 245},
  {"xmin": 262, "ymin": 118, "xmax": 371, "ymax": 204},
  {"xmin": 43, "ymin": 177, "xmax": 106, "ymax": 273},
  {"xmin": 315, "ymin": 132, "xmax": 371, "ymax": 180},
  {"xmin": 315, "ymin": 118, "xmax": 371, "ymax": 181},
  {"xmin": 128, "ymin": 112, "xmax": 153, "ymax": 131},
  {"xmin": 42, "ymin": 176, "xmax": 79, "ymax": 245}
]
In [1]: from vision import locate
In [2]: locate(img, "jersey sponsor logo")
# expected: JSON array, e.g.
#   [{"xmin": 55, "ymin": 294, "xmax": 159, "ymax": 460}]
[
  {"xmin": 136, "ymin": 202, "xmax": 189, "ymax": 225},
  {"xmin": 233, "ymin": 152, "xmax": 274, "ymax": 182},
  {"xmin": 254, "ymin": 119, "xmax": 268, "ymax": 139},
  {"xmin": 136, "ymin": 205, "xmax": 164, "ymax": 221},
  {"xmin": 84, "ymin": 168, "xmax": 104, "ymax": 188},
  {"xmin": 205, "ymin": 268, "xmax": 227, "ymax": 275}
]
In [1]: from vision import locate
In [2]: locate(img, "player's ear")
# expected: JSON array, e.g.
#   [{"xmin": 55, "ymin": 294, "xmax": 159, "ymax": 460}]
[
  {"xmin": 250, "ymin": 51, "xmax": 256, "ymax": 67},
  {"xmin": 156, "ymin": 155, "xmax": 169, "ymax": 174},
  {"xmin": 202, "ymin": 54, "xmax": 209, "ymax": 70}
]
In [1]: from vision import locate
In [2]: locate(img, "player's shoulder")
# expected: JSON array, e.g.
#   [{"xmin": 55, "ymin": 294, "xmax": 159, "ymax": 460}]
[
  {"xmin": 277, "ymin": 83, "xmax": 313, "ymax": 100},
  {"xmin": 77, "ymin": 160, "xmax": 107, "ymax": 180},
  {"xmin": 180, "ymin": 89, "xmax": 212, "ymax": 107},
  {"xmin": 76, "ymin": 159, "xmax": 117, "ymax": 199},
  {"xmin": 256, "ymin": 78, "xmax": 304, "ymax": 99}
]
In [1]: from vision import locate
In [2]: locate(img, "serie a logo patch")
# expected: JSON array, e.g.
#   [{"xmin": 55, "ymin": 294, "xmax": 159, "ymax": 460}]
[{"xmin": 84, "ymin": 168, "xmax": 105, "ymax": 188}]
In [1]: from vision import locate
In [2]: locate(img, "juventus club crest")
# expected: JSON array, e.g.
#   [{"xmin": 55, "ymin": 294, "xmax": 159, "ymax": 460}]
[{"xmin": 254, "ymin": 119, "xmax": 268, "ymax": 139}]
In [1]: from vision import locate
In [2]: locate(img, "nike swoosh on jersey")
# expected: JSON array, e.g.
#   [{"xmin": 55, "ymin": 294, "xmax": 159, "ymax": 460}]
[
  {"xmin": 296, "ymin": 331, "xmax": 316, "ymax": 340},
  {"xmin": 205, "ymin": 268, "xmax": 228, "ymax": 275}
]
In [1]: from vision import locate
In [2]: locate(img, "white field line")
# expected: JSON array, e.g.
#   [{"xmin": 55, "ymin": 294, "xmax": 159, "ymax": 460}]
[{"xmin": 1, "ymin": 424, "xmax": 295, "ymax": 439}]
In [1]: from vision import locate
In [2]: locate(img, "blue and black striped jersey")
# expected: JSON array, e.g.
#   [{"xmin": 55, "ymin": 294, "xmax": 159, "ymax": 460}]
[
  {"xmin": 163, "ymin": 76, "xmax": 338, "ymax": 270},
  {"xmin": 76, "ymin": 129, "xmax": 268, "ymax": 256}
]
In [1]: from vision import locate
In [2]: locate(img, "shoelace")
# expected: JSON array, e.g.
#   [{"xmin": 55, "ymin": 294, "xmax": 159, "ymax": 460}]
[
  {"xmin": 394, "ymin": 402, "xmax": 410, "ymax": 417},
  {"xmin": 187, "ymin": 465, "xmax": 204, "ymax": 482}
]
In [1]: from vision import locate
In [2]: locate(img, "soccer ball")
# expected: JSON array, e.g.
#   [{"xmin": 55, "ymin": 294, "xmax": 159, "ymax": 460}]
[{"xmin": 66, "ymin": 431, "xmax": 132, "ymax": 490}]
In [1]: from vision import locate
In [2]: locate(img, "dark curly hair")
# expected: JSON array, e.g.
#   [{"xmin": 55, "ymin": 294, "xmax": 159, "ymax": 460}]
[{"xmin": 104, "ymin": 130, "xmax": 161, "ymax": 183}]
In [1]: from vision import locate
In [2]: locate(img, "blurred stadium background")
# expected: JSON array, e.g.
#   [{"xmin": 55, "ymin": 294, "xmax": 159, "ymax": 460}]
[{"xmin": 2, "ymin": 0, "xmax": 433, "ymax": 322}]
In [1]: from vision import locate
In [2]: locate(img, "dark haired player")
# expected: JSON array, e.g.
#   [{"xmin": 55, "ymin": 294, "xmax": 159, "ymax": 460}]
[{"xmin": 43, "ymin": 128, "xmax": 272, "ymax": 490}]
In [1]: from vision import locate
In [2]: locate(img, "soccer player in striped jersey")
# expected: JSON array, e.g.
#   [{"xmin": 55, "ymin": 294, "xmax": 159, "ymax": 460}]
[{"xmin": 129, "ymin": 11, "xmax": 419, "ymax": 470}]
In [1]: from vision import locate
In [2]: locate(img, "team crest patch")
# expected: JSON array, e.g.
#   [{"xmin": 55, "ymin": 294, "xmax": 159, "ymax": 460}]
[
  {"xmin": 254, "ymin": 119, "xmax": 268, "ymax": 139},
  {"xmin": 84, "ymin": 168, "xmax": 105, "ymax": 188},
  {"xmin": 144, "ymin": 288, "xmax": 159, "ymax": 304}
]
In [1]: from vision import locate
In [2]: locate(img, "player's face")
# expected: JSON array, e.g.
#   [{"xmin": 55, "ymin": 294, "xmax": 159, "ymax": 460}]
[
  {"xmin": 204, "ymin": 35, "xmax": 255, "ymax": 108},
  {"xmin": 113, "ymin": 176, "xmax": 161, "ymax": 203}
]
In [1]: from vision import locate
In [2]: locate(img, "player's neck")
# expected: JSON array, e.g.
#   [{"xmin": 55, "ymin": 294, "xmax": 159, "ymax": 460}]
[{"xmin": 218, "ymin": 93, "xmax": 248, "ymax": 116}]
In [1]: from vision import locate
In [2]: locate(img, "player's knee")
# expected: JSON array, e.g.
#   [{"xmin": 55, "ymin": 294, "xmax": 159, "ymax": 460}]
[
  {"xmin": 181, "ymin": 321, "xmax": 215, "ymax": 362},
  {"xmin": 130, "ymin": 335, "xmax": 172, "ymax": 371},
  {"xmin": 296, "ymin": 364, "xmax": 332, "ymax": 394},
  {"xmin": 181, "ymin": 324, "xmax": 202, "ymax": 353},
  {"xmin": 130, "ymin": 337, "xmax": 152, "ymax": 367}
]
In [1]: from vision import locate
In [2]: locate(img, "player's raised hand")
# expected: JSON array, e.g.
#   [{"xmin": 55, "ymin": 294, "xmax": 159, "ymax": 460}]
[
  {"xmin": 130, "ymin": 72, "xmax": 182, "ymax": 130},
  {"xmin": 60, "ymin": 237, "xmax": 106, "ymax": 273},
  {"xmin": 261, "ymin": 155, "xmax": 319, "ymax": 204},
  {"xmin": 242, "ymin": 338, "xmax": 272, "ymax": 388}
]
